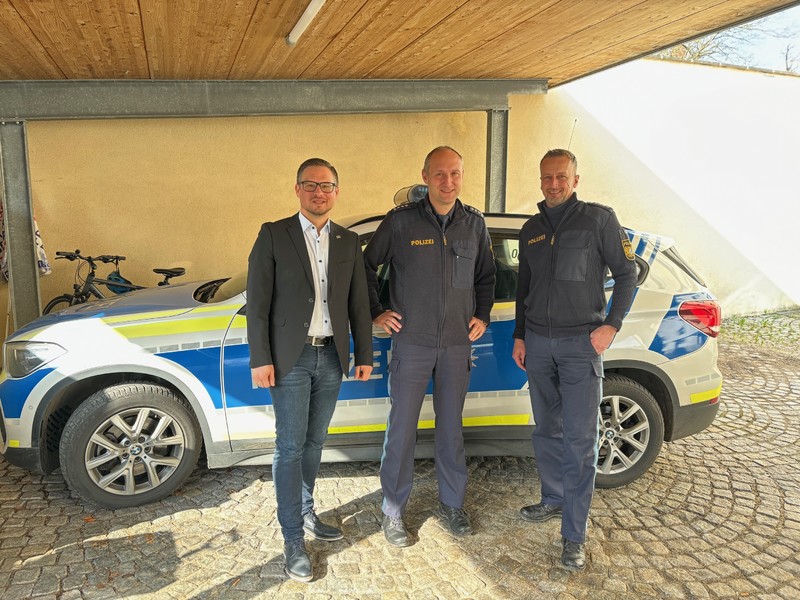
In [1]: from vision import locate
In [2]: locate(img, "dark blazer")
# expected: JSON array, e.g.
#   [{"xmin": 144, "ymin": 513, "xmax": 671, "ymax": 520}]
[{"xmin": 246, "ymin": 213, "xmax": 373, "ymax": 382}]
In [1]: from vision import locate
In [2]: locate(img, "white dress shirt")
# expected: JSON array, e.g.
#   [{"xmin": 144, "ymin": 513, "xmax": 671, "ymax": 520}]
[{"xmin": 298, "ymin": 213, "xmax": 333, "ymax": 337}]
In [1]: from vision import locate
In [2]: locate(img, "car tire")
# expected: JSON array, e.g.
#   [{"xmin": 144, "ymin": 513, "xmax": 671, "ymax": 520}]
[
  {"xmin": 59, "ymin": 383, "xmax": 201, "ymax": 509},
  {"xmin": 43, "ymin": 294, "xmax": 74, "ymax": 314},
  {"xmin": 595, "ymin": 374, "xmax": 664, "ymax": 488}
]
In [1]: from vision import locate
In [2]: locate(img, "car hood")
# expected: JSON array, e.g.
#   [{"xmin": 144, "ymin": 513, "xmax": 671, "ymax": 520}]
[{"xmin": 9, "ymin": 281, "xmax": 208, "ymax": 341}]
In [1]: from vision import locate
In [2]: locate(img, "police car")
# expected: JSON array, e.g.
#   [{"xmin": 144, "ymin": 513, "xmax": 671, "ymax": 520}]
[{"xmin": 0, "ymin": 192, "xmax": 722, "ymax": 508}]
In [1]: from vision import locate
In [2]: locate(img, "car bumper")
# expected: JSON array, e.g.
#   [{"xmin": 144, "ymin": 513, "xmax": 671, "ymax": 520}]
[
  {"xmin": 669, "ymin": 399, "xmax": 720, "ymax": 441},
  {"xmin": 0, "ymin": 445, "xmax": 43, "ymax": 473}
]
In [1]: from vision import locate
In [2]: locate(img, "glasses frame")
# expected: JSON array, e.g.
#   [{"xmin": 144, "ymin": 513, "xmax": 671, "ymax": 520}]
[{"xmin": 299, "ymin": 180, "xmax": 338, "ymax": 193}]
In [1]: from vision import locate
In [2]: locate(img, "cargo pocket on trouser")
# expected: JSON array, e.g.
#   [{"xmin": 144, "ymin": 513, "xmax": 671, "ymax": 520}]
[
  {"xmin": 585, "ymin": 334, "xmax": 604, "ymax": 378},
  {"xmin": 555, "ymin": 230, "xmax": 590, "ymax": 282},
  {"xmin": 591, "ymin": 357, "xmax": 604, "ymax": 379},
  {"xmin": 387, "ymin": 356, "xmax": 401, "ymax": 400},
  {"xmin": 452, "ymin": 241, "xmax": 477, "ymax": 289},
  {"xmin": 462, "ymin": 354, "xmax": 473, "ymax": 398}
]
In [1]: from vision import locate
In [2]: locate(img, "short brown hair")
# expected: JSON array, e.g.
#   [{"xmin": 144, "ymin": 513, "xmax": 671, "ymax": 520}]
[
  {"xmin": 541, "ymin": 149, "xmax": 577, "ymax": 170},
  {"xmin": 297, "ymin": 158, "xmax": 339, "ymax": 184}
]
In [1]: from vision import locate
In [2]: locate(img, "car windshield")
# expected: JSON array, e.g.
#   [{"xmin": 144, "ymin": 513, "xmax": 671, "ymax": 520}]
[{"xmin": 195, "ymin": 271, "xmax": 247, "ymax": 303}]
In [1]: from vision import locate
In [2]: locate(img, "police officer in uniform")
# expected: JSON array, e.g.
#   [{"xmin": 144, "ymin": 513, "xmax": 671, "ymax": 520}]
[
  {"xmin": 364, "ymin": 146, "xmax": 496, "ymax": 546},
  {"xmin": 512, "ymin": 149, "xmax": 637, "ymax": 570}
]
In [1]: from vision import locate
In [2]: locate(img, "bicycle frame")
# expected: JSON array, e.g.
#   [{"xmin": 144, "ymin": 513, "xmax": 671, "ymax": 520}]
[
  {"xmin": 76, "ymin": 275, "xmax": 144, "ymax": 302},
  {"xmin": 45, "ymin": 250, "xmax": 184, "ymax": 315}
]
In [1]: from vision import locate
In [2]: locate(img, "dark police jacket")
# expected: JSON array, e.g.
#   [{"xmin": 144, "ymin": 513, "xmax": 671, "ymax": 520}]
[
  {"xmin": 364, "ymin": 198, "xmax": 496, "ymax": 348},
  {"xmin": 514, "ymin": 194, "xmax": 637, "ymax": 340}
]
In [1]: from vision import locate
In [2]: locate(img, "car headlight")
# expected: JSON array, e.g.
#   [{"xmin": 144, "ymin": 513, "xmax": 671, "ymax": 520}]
[{"xmin": 3, "ymin": 341, "xmax": 66, "ymax": 378}]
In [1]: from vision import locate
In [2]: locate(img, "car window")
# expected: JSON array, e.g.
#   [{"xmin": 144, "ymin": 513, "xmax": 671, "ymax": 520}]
[
  {"xmin": 491, "ymin": 233, "xmax": 519, "ymax": 302},
  {"xmin": 604, "ymin": 257, "xmax": 648, "ymax": 289}
]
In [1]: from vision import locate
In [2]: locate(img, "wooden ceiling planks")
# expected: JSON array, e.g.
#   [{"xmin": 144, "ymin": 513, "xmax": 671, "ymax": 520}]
[
  {"xmin": 140, "ymin": 0, "xmax": 260, "ymax": 79},
  {"xmin": 462, "ymin": 0, "xmax": 704, "ymax": 81},
  {"xmin": 226, "ymin": 0, "xmax": 309, "ymax": 79},
  {"xmin": 9, "ymin": 0, "xmax": 148, "ymax": 78},
  {"xmin": 230, "ymin": 0, "xmax": 376, "ymax": 80},
  {"xmin": 523, "ymin": 0, "xmax": 800, "ymax": 85},
  {"xmin": 0, "ymin": 1, "xmax": 63, "ymax": 79},
  {"xmin": 0, "ymin": 0, "xmax": 796, "ymax": 84},
  {"xmin": 389, "ymin": 0, "xmax": 643, "ymax": 80},
  {"xmin": 297, "ymin": 0, "xmax": 470, "ymax": 79},
  {"xmin": 363, "ymin": 0, "xmax": 565, "ymax": 79}
]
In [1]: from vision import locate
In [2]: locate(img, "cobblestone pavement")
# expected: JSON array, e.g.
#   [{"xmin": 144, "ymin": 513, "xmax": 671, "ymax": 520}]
[{"xmin": 1, "ymin": 311, "xmax": 799, "ymax": 599}]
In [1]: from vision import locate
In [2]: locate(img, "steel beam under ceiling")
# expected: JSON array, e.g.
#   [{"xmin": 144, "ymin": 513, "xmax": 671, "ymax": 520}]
[{"xmin": 0, "ymin": 79, "xmax": 546, "ymax": 120}]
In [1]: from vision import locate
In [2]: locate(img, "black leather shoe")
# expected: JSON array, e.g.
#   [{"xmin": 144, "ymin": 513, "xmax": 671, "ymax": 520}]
[
  {"xmin": 520, "ymin": 502, "xmax": 563, "ymax": 523},
  {"xmin": 382, "ymin": 514, "xmax": 411, "ymax": 547},
  {"xmin": 303, "ymin": 510, "xmax": 343, "ymax": 541},
  {"xmin": 438, "ymin": 502, "xmax": 473, "ymax": 536},
  {"xmin": 283, "ymin": 539, "xmax": 313, "ymax": 582},
  {"xmin": 561, "ymin": 537, "xmax": 587, "ymax": 571}
]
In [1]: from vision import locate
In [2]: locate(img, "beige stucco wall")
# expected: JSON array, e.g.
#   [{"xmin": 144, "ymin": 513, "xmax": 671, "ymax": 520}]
[
  {"xmin": 507, "ymin": 59, "xmax": 800, "ymax": 316},
  {"xmin": 2, "ymin": 111, "xmax": 488, "ymax": 340}
]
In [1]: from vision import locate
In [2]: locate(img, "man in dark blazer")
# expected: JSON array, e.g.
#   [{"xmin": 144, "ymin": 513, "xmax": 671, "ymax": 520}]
[{"xmin": 247, "ymin": 157, "xmax": 373, "ymax": 583}]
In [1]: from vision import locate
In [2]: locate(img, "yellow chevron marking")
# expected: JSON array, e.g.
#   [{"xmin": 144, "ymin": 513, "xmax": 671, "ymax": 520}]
[
  {"xmin": 690, "ymin": 383, "xmax": 723, "ymax": 404},
  {"xmin": 493, "ymin": 301, "xmax": 515, "ymax": 310},
  {"xmin": 115, "ymin": 316, "xmax": 232, "ymax": 339},
  {"xmin": 327, "ymin": 413, "xmax": 530, "ymax": 434}
]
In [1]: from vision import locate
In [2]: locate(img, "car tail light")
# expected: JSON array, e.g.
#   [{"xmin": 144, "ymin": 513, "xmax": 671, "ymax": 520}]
[{"xmin": 679, "ymin": 300, "xmax": 721, "ymax": 338}]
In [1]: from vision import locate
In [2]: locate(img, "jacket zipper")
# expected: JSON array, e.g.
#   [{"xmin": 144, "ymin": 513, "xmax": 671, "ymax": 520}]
[
  {"xmin": 546, "ymin": 230, "xmax": 555, "ymax": 338},
  {"xmin": 545, "ymin": 203, "xmax": 577, "ymax": 337}
]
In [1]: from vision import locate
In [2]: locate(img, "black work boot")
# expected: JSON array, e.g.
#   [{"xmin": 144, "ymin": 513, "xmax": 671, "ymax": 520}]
[
  {"xmin": 561, "ymin": 537, "xmax": 587, "ymax": 571},
  {"xmin": 382, "ymin": 514, "xmax": 411, "ymax": 547}
]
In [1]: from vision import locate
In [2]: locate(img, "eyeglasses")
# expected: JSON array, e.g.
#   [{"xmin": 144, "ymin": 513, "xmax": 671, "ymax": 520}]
[{"xmin": 299, "ymin": 181, "xmax": 337, "ymax": 193}]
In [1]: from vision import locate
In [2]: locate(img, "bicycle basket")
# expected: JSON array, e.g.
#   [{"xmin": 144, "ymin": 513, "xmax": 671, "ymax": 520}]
[{"xmin": 105, "ymin": 270, "xmax": 133, "ymax": 295}]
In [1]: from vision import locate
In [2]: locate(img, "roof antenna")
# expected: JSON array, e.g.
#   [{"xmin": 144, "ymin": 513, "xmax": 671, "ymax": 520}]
[{"xmin": 567, "ymin": 118, "xmax": 578, "ymax": 150}]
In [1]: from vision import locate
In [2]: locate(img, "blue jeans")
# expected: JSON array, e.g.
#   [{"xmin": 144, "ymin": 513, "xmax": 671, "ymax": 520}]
[{"xmin": 270, "ymin": 343, "xmax": 343, "ymax": 542}]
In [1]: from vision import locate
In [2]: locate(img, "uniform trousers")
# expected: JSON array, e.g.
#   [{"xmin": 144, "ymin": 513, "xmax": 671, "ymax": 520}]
[
  {"xmin": 380, "ymin": 339, "xmax": 472, "ymax": 518},
  {"xmin": 524, "ymin": 330, "xmax": 603, "ymax": 543}
]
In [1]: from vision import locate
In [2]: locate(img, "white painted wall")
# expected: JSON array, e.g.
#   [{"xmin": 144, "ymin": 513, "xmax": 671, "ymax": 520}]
[{"xmin": 507, "ymin": 59, "xmax": 800, "ymax": 316}]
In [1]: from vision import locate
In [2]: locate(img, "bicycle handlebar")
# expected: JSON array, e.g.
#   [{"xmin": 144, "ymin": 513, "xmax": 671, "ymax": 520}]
[
  {"xmin": 54, "ymin": 251, "xmax": 126, "ymax": 264},
  {"xmin": 96, "ymin": 254, "xmax": 126, "ymax": 263}
]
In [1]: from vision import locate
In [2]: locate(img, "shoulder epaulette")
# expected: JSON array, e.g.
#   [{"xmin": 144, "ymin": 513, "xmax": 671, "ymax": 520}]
[
  {"xmin": 463, "ymin": 204, "xmax": 485, "ymax": 218},
  {"xmin": 388, "ymin": 202, "xmax": 418, "ymax": 214},
  {"xmin": 584, "ymin": 201, "xmax": 614, "ymax": 213}
]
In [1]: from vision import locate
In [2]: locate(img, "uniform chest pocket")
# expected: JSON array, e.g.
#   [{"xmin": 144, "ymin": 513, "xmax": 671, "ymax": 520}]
[
  {"xmin": 555, "ymin": 230, "xmax": 590, "ymax": 282},
  {"xmin": 451, "ymin": 240, "xmax": 477, "ymax": 289}
]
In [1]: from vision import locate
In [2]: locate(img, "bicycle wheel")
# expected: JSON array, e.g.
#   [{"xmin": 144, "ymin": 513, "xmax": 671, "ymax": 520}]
[{"xmin": 43, "ymin": 295, "xmax": 75, "ymax": 314}]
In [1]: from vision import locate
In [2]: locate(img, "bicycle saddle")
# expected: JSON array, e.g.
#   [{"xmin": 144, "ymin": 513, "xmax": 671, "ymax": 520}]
[{"xmin": 153, "ymin": 267, "xmax": 186, "ymax": 277}]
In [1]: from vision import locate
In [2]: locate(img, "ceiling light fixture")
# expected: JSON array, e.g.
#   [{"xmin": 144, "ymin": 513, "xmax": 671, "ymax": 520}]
[{"xmin": 285, "ymin": 0, "xmax": 327, "ymax": 47}]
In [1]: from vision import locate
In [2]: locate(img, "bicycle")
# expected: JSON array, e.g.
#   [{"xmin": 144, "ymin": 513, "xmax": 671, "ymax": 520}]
[{"xmin": 43, "ymin": 250, "xmax": 185, "ymax": 314}]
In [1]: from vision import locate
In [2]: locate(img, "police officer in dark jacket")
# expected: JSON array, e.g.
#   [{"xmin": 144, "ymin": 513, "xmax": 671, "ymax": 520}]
[
  {"xmin": 364, "ymin": 146, "xmax": 495, "ymax": 547},
  {"xmin": 512, "ymin": 149, "xmax": 636, "ymax": 571}
]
